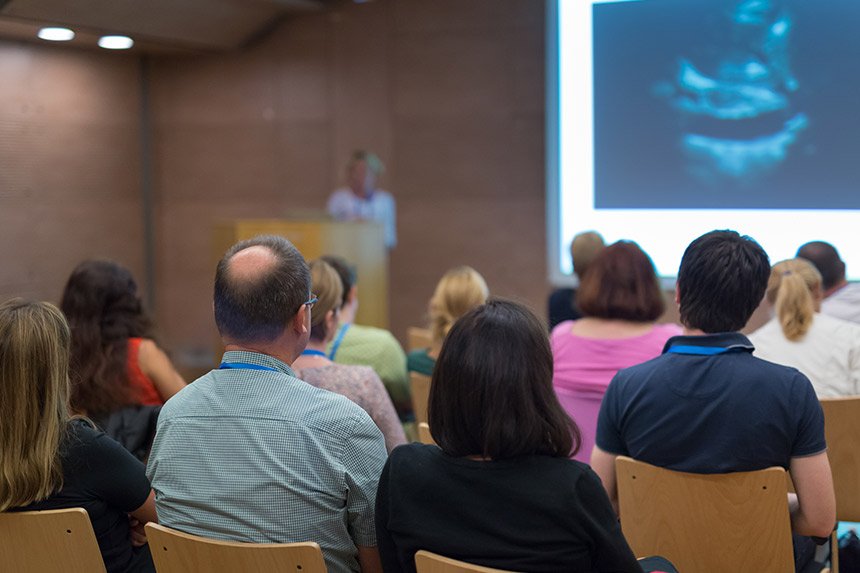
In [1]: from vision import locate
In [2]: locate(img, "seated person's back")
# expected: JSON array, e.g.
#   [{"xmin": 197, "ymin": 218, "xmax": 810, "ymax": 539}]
[{"xmin": 147, "ymin": 236, "xmax": 387, "ymax": 573}]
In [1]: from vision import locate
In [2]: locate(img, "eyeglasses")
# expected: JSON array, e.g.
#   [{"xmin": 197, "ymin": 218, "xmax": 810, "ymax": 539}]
[{"xmin": 304, "ymin": 293, "xmax": 318, "ymax": 310}]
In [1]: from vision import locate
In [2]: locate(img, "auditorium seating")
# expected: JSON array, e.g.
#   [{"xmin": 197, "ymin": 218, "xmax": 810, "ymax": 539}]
[
  {"xmin": 144, "ymin": 523, "xmax": 327, "ymax": 573},
  {"xmin": 410, "ymin": 372, "xmax": 432, "ymax": 425},
  {"xmin": 407, "ymin": 327, "xmax": 432, "ymax": 352},
  {"xmin": 417, "ymin": 422, "xmax": 436, "ymax": 445},
  {"xmin": 615, "ymin": 456, "xmax": 794, "ymax": 572},
  {"xmin": 820, "ymin": 397, "xmax": 860, "ymax": 522},
  {"xmin": 0, "ymin": 508, "xmax": 106, "ymax": 573},
  {"xmin": 414, "ymin": 550, "xmax": 512, "ymax": 573}
]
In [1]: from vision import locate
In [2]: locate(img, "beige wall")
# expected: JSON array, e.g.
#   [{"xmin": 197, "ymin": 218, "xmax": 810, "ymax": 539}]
[
  {"xmin": 0, "ymin": 40, "xmax": 145, "ymax": 306},
  {"xmin": 149, "ymin": 0, "xmax": 548, "ymax": 365}
]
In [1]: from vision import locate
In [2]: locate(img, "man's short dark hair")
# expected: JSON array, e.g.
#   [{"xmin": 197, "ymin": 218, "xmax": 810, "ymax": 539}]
[
  {"xmin": 796, "ymin": 241, "xmax": 845, "ymax": 291},
  {"xmin": 428, "ymin": 298, "xmax": 579, "ymax": 460},
  {"xmin": 320, "ymin": 255, "xmax": 357, "ymax": 308},
  {"xmin": 214, "ymin": 235, "xmax": 310, "ymax": 344},
  {"xmin": 677, "ymin": 230, "xmax": 770, "ymax": 333}
]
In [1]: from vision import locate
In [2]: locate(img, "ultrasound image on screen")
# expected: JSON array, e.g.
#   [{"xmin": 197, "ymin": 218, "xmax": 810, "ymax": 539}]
[{"xmin": 593, "ymin": 0, "xmax": 860, "ymax": 209}]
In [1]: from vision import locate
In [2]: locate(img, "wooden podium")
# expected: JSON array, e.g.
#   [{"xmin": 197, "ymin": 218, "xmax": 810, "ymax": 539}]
[{"xmin": 214, "ymin": 219, "xmax": 388, "ymax": 328}]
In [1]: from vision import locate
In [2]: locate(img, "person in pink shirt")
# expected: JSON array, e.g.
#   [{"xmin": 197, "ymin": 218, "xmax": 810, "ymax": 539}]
[{"xmin": 551, "ymin": 241, "xmax": 681, "ymax": 463}]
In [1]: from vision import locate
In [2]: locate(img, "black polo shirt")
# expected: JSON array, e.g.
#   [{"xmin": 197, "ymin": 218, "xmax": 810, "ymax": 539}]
[{"xmin": 596, "ymin": 332, "xmax": 826, "ymax": 473}]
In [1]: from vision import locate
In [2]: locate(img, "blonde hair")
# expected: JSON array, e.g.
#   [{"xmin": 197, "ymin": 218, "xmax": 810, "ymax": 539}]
[
  {"xmin": 429, "ymin": 266, "xmax": 489, "ymax": 344},
  {"xmin": 0, "ymin": 299, "xmax": 71, "ymax": 511},
  {"xmin": 571, "ymin": 231, "xmax": 605, "ymax": 278},
  {"xmin": 309, "ymin": 259, "xmax": 344, "ymax": 341},
  {"xmin": 767, "ymin": 259, "xmax": 822, "ymax": 341}
]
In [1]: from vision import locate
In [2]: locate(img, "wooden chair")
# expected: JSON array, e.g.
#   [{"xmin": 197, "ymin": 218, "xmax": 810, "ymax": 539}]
[
  {"xmin": 407, "ymin": 326, "xmax": 432, "ymax": 352},
  {"xmin": 0, "ymin": 508, "xmax": 106, "ymax": 573},
  {"xmin": 417, "ymin": 422, "xmax": 436, "ymax": 445},
  {"xmin": 145, "ymin": 523, "xmax": 327, "ymax": 573},
  {"xmin": 415, "ymin": 550, "xmax": 512, "ymax": 573},
  {"xmin": 821, "ymin": 397, "xmax": 860, "ymax": 522},
  {"xmin": 411, "ymin": 372, "xmax": 432, "ymax": 425},
  {"xmin": 615, "ymin": 456, "xmax": 794, "ymax": 573}
]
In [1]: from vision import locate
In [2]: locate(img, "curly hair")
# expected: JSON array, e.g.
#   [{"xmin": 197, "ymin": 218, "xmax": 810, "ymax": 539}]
[{"xmin": 60, "ymin": 260, "xmax": 154, "ymax": 416}]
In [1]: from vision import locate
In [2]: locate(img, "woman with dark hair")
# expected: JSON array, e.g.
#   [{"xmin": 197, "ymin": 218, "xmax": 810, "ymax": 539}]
[
  {"xmin": 552, "ymin": 241, "xmax": 681, "ymax": 463},
  {"xmin": 60, "ymin": 260, "xmax": 185, "ymax": 418},
  {"xmin": 0, "ymin": 299, "xmax": 157, "ymax": 572},
  {"xmin": 375, "ymin": 299, "xmax": 642, "ymax": 573}
]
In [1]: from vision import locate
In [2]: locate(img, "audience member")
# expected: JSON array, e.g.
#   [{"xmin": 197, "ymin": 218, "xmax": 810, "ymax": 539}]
[
  {"xmin": 750, "ymin": 258, "xmax": 860, "ymax": 397},
  {"xmin": 147, "ymin": 235, "xmax": 386, "ymax": 573},
  {"xmin": 293, "ymin": 259, "xmax": 407, "ymax": 453},
  {"xmin": 592, "ymin": 230, "xmax": 835, "ymax": 571},
  {"xmin": 797, "ymin": 241, "xmax": 860, "ymax": 323},
  {"xmin": 322, "ymin": 255, "xmax": 411, "ymax": 418},
  {"xmin": 376, "ymin": 299, "xmax": 643, "ymax": 573},
  {"xmin": 327, "ymin": 150, "xmax": 396, "ymax": 249},
  {"xmin": 551, "ymin": 241, "xmax": 680, "ymax": 463},
  {"xmin": 60, "ymin": 260, "xmax": 185, "ymax": 418},
  {"xmin": 547, "ymin": 231, "xmax": 605, "ymax": 329},
  {"xmin": 407, "ymin": 266, "xmax": 489, "ymax": 376},
  {"xmin": 0, "ymin": 299, "xmax": 157, "ymax": 573}
]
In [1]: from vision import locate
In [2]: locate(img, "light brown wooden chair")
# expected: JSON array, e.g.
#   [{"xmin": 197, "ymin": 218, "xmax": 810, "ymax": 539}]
[
  {"xmin": 415, "ymin": 550, "xmax": 513, "ymax": 573},
  {"xmin": 407, "ymin": 326, "xmax": 432, "ymax": 352},
  {"xmin": 615, "ymin": 456, "xmax": 794, "ymax": 573},
  {"xmin": 417, "ymin": 422, "xmax": 437, "ymax": 445},
  {"xmin": 0, "ymin": 508, "xmax": 106, "ymax": 573},
  {"xmin": 145, "ymin": 523, "xmax": 327, "ymax": 573},
  {"xmin": 411, "ymin": 372, "xmax": 432, "ymax": 426},
  {"xmin": 821, "ymin": 396, "xmax": 860, "ymax": 522}
]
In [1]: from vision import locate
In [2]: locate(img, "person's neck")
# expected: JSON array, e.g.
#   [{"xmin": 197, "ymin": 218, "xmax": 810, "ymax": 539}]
[
  {"xmin": 292, "ymin": 338, "xmax": 332, "ymax": 368},
  {"xmin": 681, "ymin": 327, "xmax": 708, "ymax": 336},
  {"xmin": 824, "ymin": 279, "xmax": 849, "ymax": 299},
  {"xmin": 339, "ymin": 303, "xmax": 357, "ymax": 326},
  {"xmin": 350, "ymin": 185, "xmax": 372, "ymax": 200},
  {"xmin": 223, "ymin": 342, "xmax": 298, "ymax": 366}
]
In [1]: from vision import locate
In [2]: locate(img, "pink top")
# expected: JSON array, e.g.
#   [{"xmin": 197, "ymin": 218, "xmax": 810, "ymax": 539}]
[
  {"xmin": 551, "ymin": 321, "xmax": 682, "ymax": 395},
  {"xmin": 551, "ymin": 321, "xmax": 682, "ymax": 463}
]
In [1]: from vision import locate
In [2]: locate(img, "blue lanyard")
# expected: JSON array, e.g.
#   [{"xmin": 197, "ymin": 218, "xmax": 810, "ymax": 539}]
[
  {"xmin": 329, "ymin": 323, "xmax": 351, "ymax": 360},
  {"xmin": 301, "ymin": 349, "xmax": 328, "ymax": 358},
  {"xmin": 219, "ymin": 362, "xmax": 279, "ymax": 372},
  {"xmin": 667, "ymin": 345, "xmax": 747, "ymax": 356}
]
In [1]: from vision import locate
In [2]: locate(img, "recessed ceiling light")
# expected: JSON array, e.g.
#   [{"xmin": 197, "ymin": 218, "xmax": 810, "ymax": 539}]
[
  {"xmin": 38, "ymin": 27, "xmax": 75, "ymax": 42},
  {"xmin": 98, "ymin": 35, "xmax": 134, "ymax": 50}
]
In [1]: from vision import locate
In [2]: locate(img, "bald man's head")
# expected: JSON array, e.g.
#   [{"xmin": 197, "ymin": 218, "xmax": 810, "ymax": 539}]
[
  {"xmin": 797, "ymin": 241, "xmax": 846, "ymax": 292},
  {"xmin": 214, "ymin": 235, "xmax": 310, "ymax": 344}
]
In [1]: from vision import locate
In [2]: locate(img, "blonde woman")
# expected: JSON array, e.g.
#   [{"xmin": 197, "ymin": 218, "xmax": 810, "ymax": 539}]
[
  {"xmin": 293, "ymin": 260, "xmax": 406, "ymax": 453},
  {"xmin": 750, "ymin": 258, "xmax": 860, "ymax": 397},
  {"xmin": 407, "ymin": 266, "xmax": 489, "ymax": 376},
  {"xmin": 0, "ymin": 299, "xmax": 157, "ymax": 573}
]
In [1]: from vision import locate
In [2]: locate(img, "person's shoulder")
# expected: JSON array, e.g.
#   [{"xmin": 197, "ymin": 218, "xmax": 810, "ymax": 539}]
[
  {"xmin": 374, "ymin": 189, "xmax": 394, "ymax": 203},
  {"xmin": 816, "ymin": 312, "xmax": 860, "ymax": 336},
  {"xmin": 348, "ymin": 323, "xmax": 398, "ymax": 344},
  {"xmin": 551, "ymin": 319, "xmax": 575, "ymax": 339}
]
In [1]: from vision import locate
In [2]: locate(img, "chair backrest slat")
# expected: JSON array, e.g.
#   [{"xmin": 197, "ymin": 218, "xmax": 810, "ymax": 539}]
[
  {"xmin": 415, "ymin": 550, "xmax": 512, "ymax": 573},
  {"xmin": 821, "ymin": 396, "xmax": 860, "ymax": 521},
  {"xmin": 411, "ymin": 372, "xmax": 432, "ymax": 425},
  {"xmin": 616, "ymin": 456, "xmax": 794, "ymax": 573},
  {"xmin": 145, "ymin": 523, "xmax": 327, "ymax": 573},
  {"xmin": 0, "ymin": 508, "xmax": 106, "ymax": 573}
]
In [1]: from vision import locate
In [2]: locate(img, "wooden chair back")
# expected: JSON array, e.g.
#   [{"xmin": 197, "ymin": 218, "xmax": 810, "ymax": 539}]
[
  {"xmin": 417, "ymin": 422, "xmax": 436, "ymax": 445},
  {"xmin": 0, "ymin": 508, "xmax": 106, "ymax": 573},
  {"xmin": 145, "ymin": 523, "xmax": 327, "ymax": 573},
  {"xmin": 821, "ymin": 396, "xmax": 860, "ymax": 521},
  {"xmin": 410, "ymin": 372, "xmax": 432, "ymax": 425},
  {"xmin": 407, "ymin": 327, "xmax": 432, "ymax": 352},
  {"xmin": 415, "ymin": 550, "xmax": 512, "ymax": 572},
  {"xmin": 615, "ymin": 456, "xmax": 794, "ymax": 573}
]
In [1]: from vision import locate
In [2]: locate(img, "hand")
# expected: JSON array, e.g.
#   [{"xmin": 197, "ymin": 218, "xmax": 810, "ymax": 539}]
[{"xmin": 128, "ymin": 517, "xmax": 147, "ymax": 547}]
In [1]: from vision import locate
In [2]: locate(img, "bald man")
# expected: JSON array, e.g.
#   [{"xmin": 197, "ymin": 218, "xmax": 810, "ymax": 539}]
[
  {"xmin": 797, "ymin": 240, "xmax": 860, "ymax": 324},
  {"xmin": 147, "ymin": 235, "xmax": 385, "ymax": 573}
]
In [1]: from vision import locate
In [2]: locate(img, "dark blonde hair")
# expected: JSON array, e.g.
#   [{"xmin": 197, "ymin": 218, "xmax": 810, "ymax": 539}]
[
  {"xmin": 309, "ymin": 259, "xmax": 344, "ymax": 341},
  {"xmin": 767, "ymin": 258, "xmax": 822, "ymax": 341},
  {"xmin": 429, "ymin": 266, "xmax": 489, "ymax": 345},
  {"xmin": 0, "ymin": 299, "xmax": 71, "ymax": 511}
]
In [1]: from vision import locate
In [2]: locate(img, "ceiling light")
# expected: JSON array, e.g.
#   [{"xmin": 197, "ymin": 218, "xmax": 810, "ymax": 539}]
[
  {"xmin": 38, "ymin": 27, "xmax": 75, "ymax": 42},
  {"xmin": 98, "ymin": 35, "xmax": 134, "ymax": 50}
]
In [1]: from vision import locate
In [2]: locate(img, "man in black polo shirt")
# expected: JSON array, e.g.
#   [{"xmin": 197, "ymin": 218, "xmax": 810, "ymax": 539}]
[{"xmin": 592, "ymin": 230, "xmax": 835, "ymax": 570}]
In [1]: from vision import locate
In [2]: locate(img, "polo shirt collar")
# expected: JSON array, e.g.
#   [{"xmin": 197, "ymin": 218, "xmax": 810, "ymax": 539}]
[
  {"xmin": 219, "ymin": 350, "xmax": 297, "ymax": 378},
  {"xmin": 662, "ymin": 332, "xmax": 755, "ymax": 355}
]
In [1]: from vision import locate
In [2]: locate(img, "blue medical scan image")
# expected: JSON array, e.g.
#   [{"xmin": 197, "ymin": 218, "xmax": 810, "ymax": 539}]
[{"xmin": 592, "ymin": 0, "xmax": 860, "ymax": 209}]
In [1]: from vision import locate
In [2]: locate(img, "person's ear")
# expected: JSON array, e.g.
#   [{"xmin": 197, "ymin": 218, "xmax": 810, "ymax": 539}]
[
  {"xmin": 349, "ymin": 285, "xmax": 358, "ymax": 304},
  {"xmin": 674, "ymin": 285, "xmax": 681, "ymax": 305},
  {"xmin": 293, "ymin": 305, "xmax": 309, "ymax": 335}
]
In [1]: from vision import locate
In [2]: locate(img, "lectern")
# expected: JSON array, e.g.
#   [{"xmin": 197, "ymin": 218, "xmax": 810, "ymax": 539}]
[{"xmin": 214, "ymin": 219, "xmax": 388, "ymax": 329}]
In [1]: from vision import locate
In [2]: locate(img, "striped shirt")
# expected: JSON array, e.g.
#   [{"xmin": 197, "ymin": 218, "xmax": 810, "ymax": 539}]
[{"xmin": 147, "ymin": 350, "xmax": 387, "ymax": 573}]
